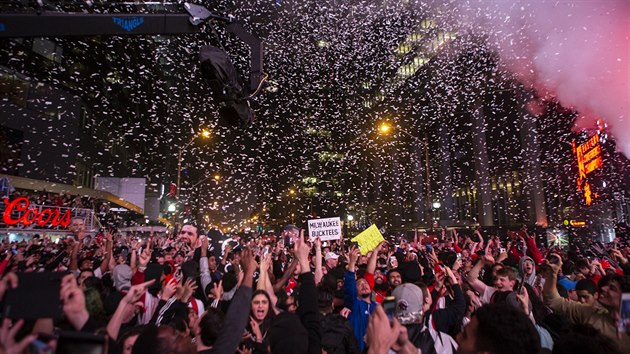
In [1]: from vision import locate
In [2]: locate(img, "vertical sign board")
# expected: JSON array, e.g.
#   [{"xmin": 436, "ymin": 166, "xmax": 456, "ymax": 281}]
[
  {"xmin": 573, "ymin": 133, "xmax": 603, "ymax": 206},
  {"xmin": 307, "ymin": 217, "xmax": 342, "ymax": 241}
]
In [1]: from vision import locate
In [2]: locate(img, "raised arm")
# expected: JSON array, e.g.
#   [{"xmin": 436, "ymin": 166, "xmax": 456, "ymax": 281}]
[
  {"xmin": 98, "ymin": 232, "xmax": 113, "ymax": 275},
  {"xmin": 542, "ymin": 255, "xmax": 561, "ymax": 301},
  {"xmin": 314, "ymin": 237, "xmax": 323, "ymax": 285},
  {"xmin": 211, "ymin": 248, "xmax": 256, "ymax": 353},
  {"xmin": 344, "ymin": 246, "xmax": 360, "ymax": 308},
  {"xmin": 524, "ymin": 232, "xmax": 543, "ymax": 264},
  {"xmin": 367, "ymin": 242, "xmax": 384, "ymax": 275},
  {"xmin": 272, "ymin": 258, "xmax": 298, "ymax": 294},
  {"xmin": 199, "ymin": 236, "xmax": 212, "ymax": 292},
  {"xmin": 107, "ymin": 280, "xmax": 155, "ymax": 340},
  {"xmin": 257, "ymin": 253, "xmax": 279, "ymax": 312},
  {"xmin": 295, "ymin": 230, "xmax": 321, "ymax": 354},
  {"xmin": 69, "ymin": 233, "xmax": 83, "ymax": 272},
  {"xmin": 466, "ymin": 255, "xmax": 494, "ymax": 294}
]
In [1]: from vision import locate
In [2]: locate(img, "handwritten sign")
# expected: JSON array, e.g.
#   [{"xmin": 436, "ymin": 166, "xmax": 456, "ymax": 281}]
[
  {"xmin": 351, "ymin": 224, "xmax": 385, "ymax": 255},
  {"xmin": 307, "ymin": 217, "xmax": 342, "ymax": 241}
]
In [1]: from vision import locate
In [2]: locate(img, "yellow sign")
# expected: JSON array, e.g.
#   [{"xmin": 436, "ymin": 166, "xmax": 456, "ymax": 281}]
[
  {"xmin": 569, "ymin": 220, "xmax": 587, "ymax": 227},
  {"xmin": 351, "ymin": 224, "xmax": 385, "ymax": 255}
]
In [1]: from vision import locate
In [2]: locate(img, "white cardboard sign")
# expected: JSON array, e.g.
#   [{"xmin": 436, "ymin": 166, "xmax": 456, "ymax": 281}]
[{"xmin": 307, "ymin": 217, "xmax": 342, "ymax": 241}]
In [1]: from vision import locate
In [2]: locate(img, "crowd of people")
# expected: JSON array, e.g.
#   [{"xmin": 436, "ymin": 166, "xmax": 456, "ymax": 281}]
[{"xmin": 0, "ymin": 218, "xmax": 628, "ymax": 354}]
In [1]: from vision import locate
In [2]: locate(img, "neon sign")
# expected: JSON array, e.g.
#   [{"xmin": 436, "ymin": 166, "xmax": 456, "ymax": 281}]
[
  {"xmin": 2, "ymin": 197, "xmax": 71, "ymax": 227},
  {"xmin": 573, "ymin": 133, "xmax": 603, "ymax": 206},
  {"xmin": 569, "ymin": 220, "xmax": 587, "ymax": 227}
]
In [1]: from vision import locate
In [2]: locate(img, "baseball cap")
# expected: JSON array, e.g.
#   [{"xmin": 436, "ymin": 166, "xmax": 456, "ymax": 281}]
[
  {"xmin": 324, "ymin": 252, "xmax": 339, "ymax": 261},
  {"xmin": 391, "ymin": 283, "xmax": 424, "ymax": 325},
  {"xmin": 284, "ymin": 224, "xmax": 299, "ymax": 231}
]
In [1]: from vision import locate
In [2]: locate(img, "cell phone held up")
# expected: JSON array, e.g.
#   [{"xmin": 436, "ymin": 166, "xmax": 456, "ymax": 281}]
[
  {"xmin": 383, "ymin": 296, "xmax": 396, "ymax": 322},
  {"xmin": 2, "ymin": 272, "xmax": 66, "ymax": 320}
]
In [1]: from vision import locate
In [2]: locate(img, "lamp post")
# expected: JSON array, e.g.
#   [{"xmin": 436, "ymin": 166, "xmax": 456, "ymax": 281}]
[
  {"xmin": 176, "ymin": 129, "xmax": 211, "ymax": 201},
  {"xmin": 378, "ymin": 122, "xmax": 433, "ymax": 221}
]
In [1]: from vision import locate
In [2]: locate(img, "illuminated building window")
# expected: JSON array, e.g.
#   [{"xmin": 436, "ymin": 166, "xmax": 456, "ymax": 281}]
[
  {"xmin": 420, "ymin": 19, "xmax": 436, "ymax": 29},
  {"xmin": 406, "ymin": 32, "xmax": 424, "ymax": 42},
  {"xmin": 302, "ymin": 177, "xmax": 318, "ymax": 184},
  {"xmin": 305, "ymin": 127, "xmax": 331, "ymax": 137},
  {"xmin": 396, "ymin": 43, "xmax": 412, "ymax": 56},
  {"xmin": 317, "ymin": 40, "xmax": 330, "ymax": 48},
  {"xmin": 303, "ymin": 187, "xmax": 318, "ymax": 197},
  {"xmin": 318, "ymin": 152, "xmax": 344, "ymax": 161}
]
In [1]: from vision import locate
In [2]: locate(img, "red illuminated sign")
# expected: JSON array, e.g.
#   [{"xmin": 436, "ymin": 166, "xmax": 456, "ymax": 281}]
[
  {"xmin": 2, "ymin": 197, "xmax": 71, "ymax": 227},
  {"xmin": 573, "ymin": 133, "xmax": 603, "ymax": 206}
]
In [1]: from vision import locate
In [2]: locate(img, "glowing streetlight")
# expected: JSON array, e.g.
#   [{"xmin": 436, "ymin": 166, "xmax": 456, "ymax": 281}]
[{"xmin": 378, "ymin": 122, "xmax": 392, "ymax": 134}]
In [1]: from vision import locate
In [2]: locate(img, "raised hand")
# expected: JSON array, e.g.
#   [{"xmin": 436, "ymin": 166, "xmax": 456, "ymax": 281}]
[
  {"xmin": 123, "ymin": 279, "xmax": 155, "ymax": 305},
  {"xmin": 516, "ymin": 285, "xmax": 530, "ymax": 314},
  {"xmin": 240, "ymin": 248, "xmax": 257, "ymax": 276},
  {"xmin": 314, "ymin": 236, "xmax": 322, "ymax": 250},
  {"xmin": 0, "ymin": 273, "xmax": 18, "ymax": 301},
  {"xmin": 138, "ymin": 247, "xmax": 152, "ymax": 268},
  {"xmin": 541, "ymin": 254, "xmax": 563, "ymax": 277},
  {"xmin": 293, "ymin": 230, "xmax": 310, "ymax": 267},
  {"xmin": 179, "ymin": 278, "xmax": 198, "ymax": 303},
  {"xmin": 260, "ymin": 253, "xmax": 272, "ymax": 273},
  {"xmin": 0, "ymin": 319, "xmax": 36, "ymax": 354},
  {"xmin": 443, "ymin": 266, "xmax": 459, "ymax": 285},
  {"xmin": 482, "ymin": 254, "xmax": 495, "ymax": 265},
  {"xmin": 366, "ymin": 305, "xmax": 403, "ymax": 354},
  {"xmin": 60, "ymin": 274, "xmax": 89, "ymax": 330},
  {"xmin": 161, "ymin": 279, "xmax": 178, "ymax": 301},
  {"xmin": 340, "ymin": 307, "xmax": 352, "ymax": 318},
  {"xmin": 348, "ymin": 246, "xmax": 360, "ymax": 268},
  {"xmin": 210, "ymin": 280, "xmax": 224, "ymax": 300},
  {"xmin": 249, "ymin": 316, "xmax": 263, "ymax": 343}
]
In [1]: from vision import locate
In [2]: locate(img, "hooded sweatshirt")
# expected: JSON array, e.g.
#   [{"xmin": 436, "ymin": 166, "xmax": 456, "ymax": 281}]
[{"xmin": 519, "ymin": 256, "xmax": 537, "ymax": 287}]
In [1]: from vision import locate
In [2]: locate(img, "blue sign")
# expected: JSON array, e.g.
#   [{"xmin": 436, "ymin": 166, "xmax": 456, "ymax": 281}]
[{"xmin": 112, "ymin": 17, "xmax": 144, "ymax": 32}]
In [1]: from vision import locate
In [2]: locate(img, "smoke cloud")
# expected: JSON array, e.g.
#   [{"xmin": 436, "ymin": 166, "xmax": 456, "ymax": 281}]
[{"xmin": 442, "ymin": 0, "xmax": 629, "ymax": 156}]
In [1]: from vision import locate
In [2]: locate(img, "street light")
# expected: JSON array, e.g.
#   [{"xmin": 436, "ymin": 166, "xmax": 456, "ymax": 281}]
[
  {"xmin": 378, "ymin": 122, "xmax": 392, "ymax": 134},
  {"xmin": 376, "ymin": 122, "xmax": 433, "ymax": 215},
  {"xmin": 176, "ymin": 129, "xmax": 211, "ymax": 201}
]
